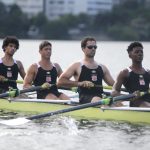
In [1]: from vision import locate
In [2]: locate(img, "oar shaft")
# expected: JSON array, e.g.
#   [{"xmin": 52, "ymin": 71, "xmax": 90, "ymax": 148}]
[
  {"xmin": 20, "ymin": 86, "xmax": 42, "ymax": 94},
  {"xmin": 3, "ymin": 79, "xmax": 23, "ymax": 84},
  {"xmin": 59, "ymin": 85, "xmax": 127, "ymax": 92},
  {"xmin": 27, "ymin": 100, "xmax": 105, "ymax": 120},
  {"xmin": 113, "ymin": 94, "xmax": 135, "ymax": 102},
  {"xmin": 27, "ymin": 91, "xmax": 149, "ymax": 120}
]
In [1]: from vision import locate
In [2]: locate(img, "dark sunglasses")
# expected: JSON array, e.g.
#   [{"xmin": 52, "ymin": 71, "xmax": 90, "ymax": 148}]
[{"xmin": 86, "ymin": 45, "xmax": 97, "ymax": 49}]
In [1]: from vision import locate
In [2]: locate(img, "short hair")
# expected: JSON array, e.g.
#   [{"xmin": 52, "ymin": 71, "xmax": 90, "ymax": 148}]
[
  {"xmin": 81, "ymin": 37, "xmax": 96, "ymax": 48},
  {"xmin": 39, "ymin": 41, "xmax": 52, "ymax": 50},
  {"xmin": 2, "ymin": 36, "xmax": 19, "ymax": 51},
  {"xmin": 127, "ymin": 42, "xmax": 143, "ymax": 53}
]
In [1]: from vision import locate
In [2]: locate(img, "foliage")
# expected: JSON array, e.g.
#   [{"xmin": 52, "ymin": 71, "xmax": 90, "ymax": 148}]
[{"xmin": 0, "ymin": 0, "xmax": 150, "ymax": 40}]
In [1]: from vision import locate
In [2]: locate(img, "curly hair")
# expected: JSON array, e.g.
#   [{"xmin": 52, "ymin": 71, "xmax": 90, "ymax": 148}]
[
  {"xmin": 127, "ymin": 42, "xmax": 143, "ymax": 53},
  {"xmin": 2, "ymin": 36, "xmax": 19, "ymax": 51}
]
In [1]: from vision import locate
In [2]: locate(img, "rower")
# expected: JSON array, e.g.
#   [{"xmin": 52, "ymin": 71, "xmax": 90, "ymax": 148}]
[
  {"xmin": 57, "ymin": 36, "xmax": 115, "ymax": 104},
  {"xmin": 23, "ymin": 40, "xmax": 70, "ymax": 100},
  {"xmin": 112, "ymin": 42, "xmax": 150, "ymax": 107},
  {"xmin": 0, "ymin": 36, "xmax": 26, "ymax": 94}
]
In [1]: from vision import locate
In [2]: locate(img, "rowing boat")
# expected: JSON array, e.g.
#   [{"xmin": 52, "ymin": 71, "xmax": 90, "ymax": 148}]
[{"xmin": 0, "ymin": 98, "xmax": 150, "ymax": 124}]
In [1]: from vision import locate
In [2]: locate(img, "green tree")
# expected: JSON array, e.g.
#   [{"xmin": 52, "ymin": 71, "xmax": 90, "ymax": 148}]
[{"xmin": 5, "ymin": 4, "xmax": 29, "ymax": 38}]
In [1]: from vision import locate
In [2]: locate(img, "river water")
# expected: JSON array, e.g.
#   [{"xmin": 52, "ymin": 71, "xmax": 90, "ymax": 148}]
[{"xmin": 0, "ymin": 40, "xmax": 150, "ymax": 150}]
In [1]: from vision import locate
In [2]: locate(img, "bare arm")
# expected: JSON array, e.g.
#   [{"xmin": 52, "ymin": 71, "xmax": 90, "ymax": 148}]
[
  {"xmin": 57, "ymin": 62, "xmax": 80, "ymax": 87},
  {"xmin": 54, "ymin": 63, "xmax": 63, "ymax": 77},
  {"xmin": 57, "ymin": 62, "xmax": 94, "ymax": 88},
  {"xmin": 111, "ymin": 69, "xmax": 128, "ymax": 96},
  {"xmin": 17, "ymin": 60, "xmax": 26, "ymax": 79},
  {"xmin": 101, "ymin": 64, "xmax": 115, "ymax": 86},
  {"xmin": 23, "ymin": 64, "xmax": 37, "ymax": 88}
]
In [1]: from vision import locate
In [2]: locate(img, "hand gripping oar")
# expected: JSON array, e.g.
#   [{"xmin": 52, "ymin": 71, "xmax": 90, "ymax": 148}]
[
  {"xmin": 0, "ymin": 83, "xmax": 51, "ymax": 98},
  {"xmin": 0, "ymin": 91, "xmax": 148, "ymax": 126}
]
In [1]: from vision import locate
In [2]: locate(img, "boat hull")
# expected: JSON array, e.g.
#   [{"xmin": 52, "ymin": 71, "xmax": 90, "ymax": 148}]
[{"xmin": 0, "ymin": 98, "xmax": 150, "ymax": 124}]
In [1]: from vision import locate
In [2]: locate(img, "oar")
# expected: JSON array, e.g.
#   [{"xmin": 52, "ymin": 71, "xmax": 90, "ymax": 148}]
[
  {"xmin": 59, "ymin": 85, "xmax": 127, "ymax": 92},
  {"xmin": 3, "ymin": 79, "xmax": 23, "ymax": 84},
  {"xmin": 0, "ymin": 83, "xmax": 51, "ymax": 98},
  {"xmin": 0, "ymin": 91, "xmax": 148, "ymax": 126}
]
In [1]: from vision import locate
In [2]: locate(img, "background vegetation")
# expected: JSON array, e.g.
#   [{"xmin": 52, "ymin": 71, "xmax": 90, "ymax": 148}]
[{"xmin": 0, "ymin": 0, "xmax": 150, "ymax": 41}]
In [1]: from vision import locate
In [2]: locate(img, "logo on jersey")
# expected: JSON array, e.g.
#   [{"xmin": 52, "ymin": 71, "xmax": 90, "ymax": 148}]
[
  {"xmin": 7, "ymin": 68, "xmax": 12, "ymax": 78},
  {"xmin": 46, "ymin": 72, "xmax": 51, "ymax": 82},
  {"xmin": 139, "ymin": 75, "xmax": 145, "ymax": 85},
  {"xmin": 91, "ymin": 70, "xmax": 97, "ymax": 81}
]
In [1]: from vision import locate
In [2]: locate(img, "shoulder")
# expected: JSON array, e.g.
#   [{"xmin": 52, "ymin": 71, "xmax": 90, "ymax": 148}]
[
  {"xmin": 53, "ymin": 62, "xmax": 61, "ymax": 69},
  {"xmin": 53, "ymin": 62, "xmax": 62, "ymax": 75},
  {"xmin": 27, "ymin": 63, "xmax": 38, "ymax": 73},
  {"xmin": 98, "ymin": 63, "xmax": 110, "ymax": 74},
  {"xmin": 69, "ymin": 61, "xmax": 82, "ymax": 72},
  {"xmin": 62, "ymin": 61, "xmax": 82, "ymax": 75},
  {"xmin": 118, "ymin": 68, "xmax": 129, "ymax": 78},
  {"xmin": 65, "ymin": 61, "xmax": 82, "ymax": 69},
  {"xmin": 16, "ymin": 60, "xmax": 24, "ymax": 68}
]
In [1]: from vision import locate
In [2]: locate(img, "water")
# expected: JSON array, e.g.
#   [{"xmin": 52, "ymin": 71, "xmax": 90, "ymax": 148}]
[{"xmin": 0, "ymin": 40, "xmax": 150, "ymax": 150}]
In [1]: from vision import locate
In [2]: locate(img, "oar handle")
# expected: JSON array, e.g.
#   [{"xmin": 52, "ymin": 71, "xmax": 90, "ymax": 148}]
[
  {"xmin": 113, "ymin": 90, "xmax": 150, "ymax": 102},
  {"xmin": 59, "ymin": 87, "xmax": 78, "ymax": 92},
  {"xmin": 3, "ymin": 79, "xmax": 23, "ymax": 84},
  {"xmin": 60, "ymin": 85, "xmax": 127, "ymax": 92},
  {"xmin": 0, "ymin": 83, "xmax": 52, "ymax": 98},
  {"xmin": 102, "ymin": 85, "xmax": 127, "ymax": 92}
]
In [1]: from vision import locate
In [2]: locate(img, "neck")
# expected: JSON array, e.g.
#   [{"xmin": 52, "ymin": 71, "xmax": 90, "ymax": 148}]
[
  {"xmin": 131, "ymin": 61, "xmax": 142, "ymax": 69},
  {"xmin": 130, "ymin": 62, "xmax": 144, "ymax": 73},
  {"xmin": 2, "ymin": 55, "xmax": 14, "ymax": 65},
  {"xmin": 39, "ymin": 58, "xmax": 52, "ymax": 68},
  {"xmin": 3, "ymin": 54, "xmax": 13, "ymax": 60},
  {"xmin": 84, "ymin": 57, "xmax": 95, "ymax": 63}
]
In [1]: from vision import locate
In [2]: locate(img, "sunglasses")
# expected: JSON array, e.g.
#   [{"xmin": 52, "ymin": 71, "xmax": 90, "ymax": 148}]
[{"xmin": 86, "ymin": 45, "xmax": 97, "ymax": 49}]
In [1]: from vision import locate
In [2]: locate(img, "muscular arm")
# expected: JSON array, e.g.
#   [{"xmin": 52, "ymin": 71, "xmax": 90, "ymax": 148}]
[
  {"xmin": 111, "ymin": 69, "xmax": 128, "ymax": 96},
  {"xmin": 54, "ymin": 63, "xmax": 63, "ymax": 77},
  {"xmin": 101, "ymin": 64, "xmax": 115, "ymax": 86},
  {"xmin": 17, "ymin": 60, "xmax": 26, "ymax": 79},
  {"xmin": 57, "ymin": 62, "xmax": 80, "ymax": 87},
  {"xmin": 23, "ymin": 64, "xmax": 37, "ymax": 88}
]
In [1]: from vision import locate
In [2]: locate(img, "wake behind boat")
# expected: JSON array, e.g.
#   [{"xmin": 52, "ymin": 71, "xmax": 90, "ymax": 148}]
[{"xmin": 0, "ymin": 97, "xmax": 150, "ymax": 125}]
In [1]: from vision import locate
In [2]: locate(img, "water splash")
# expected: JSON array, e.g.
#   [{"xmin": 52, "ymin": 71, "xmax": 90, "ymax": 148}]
[{"xmin": 60, "ymin": 116, "xmax": 80, "ymax": 135}]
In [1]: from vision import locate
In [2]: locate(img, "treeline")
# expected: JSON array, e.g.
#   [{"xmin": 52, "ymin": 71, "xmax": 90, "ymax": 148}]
[{"xmin": 0, "ymin": 0, "xmax": 150, "ymax": 41}]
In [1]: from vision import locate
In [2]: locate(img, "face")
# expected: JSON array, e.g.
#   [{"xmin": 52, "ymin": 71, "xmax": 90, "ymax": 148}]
[
  {"xmin": 83, "ymin": 40, "xmax": 97, "ymax": 58},
  {"xmin": 129, "ymin": 46, "xmax": 143, "ymax": 62},
  {"xmin": 4, "ymin": 43, "xmax": 17, "ymax": 56},
  {"xmin": 40, "ymin": 45, "xmax": 52, "ymax": 59}
]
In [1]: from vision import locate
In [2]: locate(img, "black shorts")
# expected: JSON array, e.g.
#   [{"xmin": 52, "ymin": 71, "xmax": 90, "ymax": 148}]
[
  {"xmin": 130, "ymin": 94, "xmax": 150, "ymax": 107},
  {"xmin": 79, "ymin": 93, "xmax": 102, "ymax": 104},
  {"xmin": 0, "ymin": 88, "xmax": 7, "ymax": 94},
  {"xmin": 37, "ymin": 90, "xmax": 62, "ymax": 99}
]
